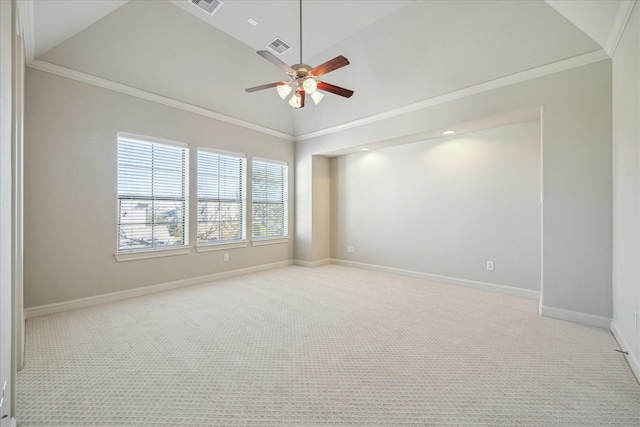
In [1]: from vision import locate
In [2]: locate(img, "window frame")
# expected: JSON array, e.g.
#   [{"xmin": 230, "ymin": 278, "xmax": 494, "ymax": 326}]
[
  {"xmin": 195, "ymin": 147, "xmax": 247, "ymax": 251},
  {"xmin": 251, "ymin": 157, "xmax": 289, "ymax": 244},
  {"xmin": 115, "ymin": 132, "xmax": 190, "ymax": 261}
]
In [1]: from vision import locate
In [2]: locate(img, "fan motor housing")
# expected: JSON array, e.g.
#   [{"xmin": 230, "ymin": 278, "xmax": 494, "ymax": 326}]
[{"xmin": 291, "ymin": 64, "xmax": 313, "ymax": 79}]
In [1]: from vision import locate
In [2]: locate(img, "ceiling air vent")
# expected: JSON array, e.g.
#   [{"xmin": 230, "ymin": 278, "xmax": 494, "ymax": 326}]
[
  {"xmin": 267, "ymin": 38, "xmax": 292, "ymax": 55},
  {"xmin": 189, "ymin": 0, "xmax": 223, "ymax": 15}
]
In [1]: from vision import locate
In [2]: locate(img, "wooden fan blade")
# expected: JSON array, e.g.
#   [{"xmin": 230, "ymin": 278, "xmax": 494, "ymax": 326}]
[
  {"xmin": 310, "ymin": 55, "xmax": 350, "ymax": 77},
  {"xmin": 317, "ymin": 81, "xmax": 354, "ymax": 98},
  {"xmin": 257, "ymin": 50, "xmax": 295, "ymax": 74},
  {"xmin": 300, "ymin": 91, "xmax": 305, "ymax": 108},
  {"xmin": 245, "ymin": 82, "xmax": 285, "ymax": 93}
]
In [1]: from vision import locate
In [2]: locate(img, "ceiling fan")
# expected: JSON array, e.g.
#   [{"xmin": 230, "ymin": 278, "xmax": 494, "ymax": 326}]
[{"xmin": 245, "ymin": 0, "xmax": 354, "ymax": 108}]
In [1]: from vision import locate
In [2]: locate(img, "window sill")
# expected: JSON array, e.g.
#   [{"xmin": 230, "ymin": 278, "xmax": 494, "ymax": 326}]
[
  {"xmin": 114, "ymin": 246, "xmax": 192, "ymax": 262},
  {"xmin": 195, "ymin": 241, "xmax": 248, "ymax": 253},
  {"xmin": 251, "ymin": 238, "xmax": 289, "ymax": 246}
]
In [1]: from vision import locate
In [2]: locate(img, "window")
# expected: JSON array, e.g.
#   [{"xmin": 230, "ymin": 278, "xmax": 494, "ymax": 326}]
[
  {"xmin": 252, "ymin": 158, "xmax": 288, "ymax": 240},
  {"xmin": 117, "ymin": 133, "xmax": 189, "ymax": 252},
  {"xmin": 197, "ymin": 148, "xmax": 246, "ymax": 245}
]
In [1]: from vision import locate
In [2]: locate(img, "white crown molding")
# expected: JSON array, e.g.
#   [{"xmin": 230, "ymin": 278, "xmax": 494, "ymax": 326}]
[
  {"xmin": 540, "ymin": 305, "xmax": 612, "ymax": 329},
  {"xmin": 330, "ymin": 259, "xmax": 541, "ymax": 300},
  {"xmin": 27, "ymin": 59, "xmax": 295, "ymax": 141},
  {"xmin": 296, "ymin": 49, "xmax": 610, "ymax": 141},
  {"xmin": 604, "ymin": 0, "xmax": 637, "ymax": 57},
  {"xmin": 25, "ymin": 260, "xmax": 294, "ymax": 319},
  {"xmin": 15, "ymin": 0, "xmax": 35, "ymax": 61},
  {"xmin": 28, "ymin": 46, "xmax": 608, "ymax": 144},
  {"xmin": 17, "ymin": 0, "xmax": 616, "ymax": 142}
]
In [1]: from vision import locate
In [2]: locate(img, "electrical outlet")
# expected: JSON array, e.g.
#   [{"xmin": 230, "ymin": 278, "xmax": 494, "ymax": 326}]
[
  {"xmin": 347, "ymin": 246, "xmax": 355, "ymax": 253},
  {"xmin": 223, "ymin": 253, "xmax": 229, "ymax": 262},
  {"xmin": 486, "ymin": 260, "xmax": 494, "ymax": 271}
]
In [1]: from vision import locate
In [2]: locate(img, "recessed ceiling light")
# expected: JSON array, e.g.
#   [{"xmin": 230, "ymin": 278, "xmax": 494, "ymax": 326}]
[
  {"xmin": 247, "ymin": 18, "xmax": 258, "ymax": 26},
  {"xmin": 443, "ymin": 130, "xmax": 456, "ymax": 135}
]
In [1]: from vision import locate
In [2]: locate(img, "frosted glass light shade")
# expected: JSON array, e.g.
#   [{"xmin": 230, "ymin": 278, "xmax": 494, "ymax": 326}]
[
  {"xmin": 302, "ymin": 78, "xmax": 317, "ymax": 94},
  {"xmin": 277, "ymin": 84, "xmax": 292, "ymax": 99},
  {"xmin": 310, "ymin": 91, "xmax": 324, "ymax": 105},
  {"xmin": 289, "ymin": 92, "xmax": 302, "ymax": 108}
]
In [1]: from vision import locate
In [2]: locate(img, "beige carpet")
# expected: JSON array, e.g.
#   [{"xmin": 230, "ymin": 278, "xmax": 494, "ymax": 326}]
[{"xmin": 17, "ymin": 265, "xmax": 640, "ymax": 426}]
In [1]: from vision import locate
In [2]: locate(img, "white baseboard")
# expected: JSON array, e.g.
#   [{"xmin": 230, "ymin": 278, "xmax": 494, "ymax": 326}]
[
  {"xmin": 540, "ymin": 305, "xmax": 612, "ymax": 329},
  {"xmin": 25, "ymin": 260, "xmax": 294, "ymax": 319},
  {"xmin": 330, "ymin": 258, "xmax": 541, "ymax": 300},
  {"xmin": 611, "ymin": 320, "xmax": 640, "ymax": 384},
  {"xmin": 294, "ymin": 258, "xmax": 331, "ymax": 268}
]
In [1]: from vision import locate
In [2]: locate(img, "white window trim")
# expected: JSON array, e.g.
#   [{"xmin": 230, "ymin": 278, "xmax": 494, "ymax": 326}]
[
  {"xmin": 253, "ymin": 156, "xmax": 287, "ymax": 166},
  {"xmin": 196, "ymin": 147, "xmax": 247, "ymax": 246},
  {"xmin": 251, "ymin": 237, "xmax": 289, "ymax": 246},
  {"xmin": 118, "ymin": 131, "xmax": 188, "ymax": 148},
  {"xmin": 114, "ymin": 246, "xmax": 192, "ymax": 262},
  {"xmin": 195, "ymin": 241, "xmax": 248, "ymax": 253},
  {"xmin": 198, "ymin": 146, "xmax": 246, "ymax": 159},
  {"xmin": 251, "ymin": 157, "xmax": 289, "ymax": 240},
  {"xmin": 116, "ymin": 132, "xmax": 190, "ymax": 254}
]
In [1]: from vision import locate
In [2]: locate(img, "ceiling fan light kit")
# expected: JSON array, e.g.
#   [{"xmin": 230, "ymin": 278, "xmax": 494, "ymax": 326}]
[
  {"xmin": 277, "ymin": 84, "xmax": 292, "ymax": 99},
  {"xmin": 310, "ymin": 91, "xmax": 324, "ymax": 104},
  {"xmin": 245, "ymin": 0, "xmax": 354, "ymax": 108}
]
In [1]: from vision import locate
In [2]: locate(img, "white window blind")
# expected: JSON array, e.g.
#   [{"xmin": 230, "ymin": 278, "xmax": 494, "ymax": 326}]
[
  {"xmin": 252, "ymin": 158, "xmax": 288, "ymax": 239},
  {"xmin": 117, "ymin": 134, "xmax": 189, "ymax": 252},
  {"xmin": 197, "ymin": 149, "xmax": 246, "ymax": 244}
]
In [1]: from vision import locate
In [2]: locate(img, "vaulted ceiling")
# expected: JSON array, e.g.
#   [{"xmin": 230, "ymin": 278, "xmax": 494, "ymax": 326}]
[{"xmin": 24, "ymin": 0, "xmax": 632, "ymax": 137}]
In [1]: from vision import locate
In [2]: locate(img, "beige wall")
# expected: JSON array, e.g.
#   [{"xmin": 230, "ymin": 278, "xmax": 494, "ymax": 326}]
[
  {"xmin": 311, "ymin": 156, "xmax": 331, "ymax": 264},
  {"xmin": 24, "ymin": 69, "xmax": 295, "ymax": 308},
  {"xmin": 612, "ymin": 3, "xmax": 640, "ymax": 373},
  {"xmin": 24, "ymin": 40, "xmax": 616, "ymax": 330},
  {"xmin": 297, "ymin": 60, "xmax": 612, "ymax": 321},
  {"xmin": 330, "ymin": 121, "xmax": 541, "ymax": 291}
]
